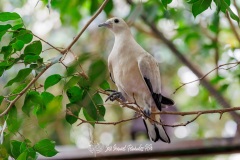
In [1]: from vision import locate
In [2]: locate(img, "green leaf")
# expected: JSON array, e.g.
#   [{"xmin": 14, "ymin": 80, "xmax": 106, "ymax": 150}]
[
  {"xmin": 25, "ymin": 147, "xmax": 37, "ymax": 160},
  {"xmin": 10, "ymin": 140, "xmax": 21, "ymax": 159},
  {"xmin": 12, "ymin": 23, "xmax": 24, "ymax": 30},
  {"xmin": 64, "ymin": 76, "xmax": 81, "ymax": 90},
  {"xmin": 228, "ymin": 8, "xmax": 240, "ymax": 24},
  {"xmin": 22, "ymin": 91, "xmax": 43, "ymax": 116},
  {"xmin": 9, "ymin": 83, "xmax": 27, "ymax": 101},
  {"xmin": 6, "ymin": 106, "xmax": 21, "ymax": 133},
  {"xmin": 88, "ymin": 59, "xmax": 107, "ymax": 86},
  {"xmin": 5, "ymin": 68, "xmax": 32, "ymax": 87},
  {"xmin": 34, "ymin": 139, "xmax": 58, "ymax": 157},
  {"xmin": 66, "ymin": 86, "xmax": 83, "ymax": 103},
  {"xmin": 192, "ymin": 0, "xmax": 212, "ymax": 17},
  {"xmin": 46, "ymin": 95, "xmax": 62, "ymax": 112},
  {"xmin": 0, "ymin": 96, "xmax": 4, "ymax": 106},
  {"xmin": 16, "ymin": 151, "xmax": 27, "ymax": 160},
  {"xmin": 82, "ymin": 92, "xmax": 105, "ymax": 125},
  {"xmin": 104, "ymin": 0, "xmax": 113, "ymax": 15},
  {"xmin": 1, "ymin": 45, "xmax": 13, "ymax": 60},
  {"xmin": 41, "ymin": 92, "xmax": 54, "ymax": 106},
  {"xmin": 44, "ymin": 74, "xmax": 62, "ymax": 90},
  {"xmin": 0, "ymin": 12, "xmax": 21, "ymax": 22},
  {"xmin": 24, "ymin": 55, "xmax": 41, "ymax": 64},
  {"xmin": 161, "ymin": 0, "xmax": 172, "ymax": 8},
  {"xmin": 24, "ymin": 40, "xmax": 42, "ymax": 55},
  {"xmin": 36, "ymin": 95, "xmax": 62, "ymax": 127},
  {"xmin": 16, "ymin": 30, "xmax": 33, "ymax": 44},
  {"xmin": 12, "ymin": 40, "xmax": 24, "ymax": 51},
  {"xmin": 213, "ymin": 0, "xmax": 239, "ymax": 23},
  {"xmin": 0, "ymin": 24, "xmax": 11, "ymax": 41},
  {"xmin": 66, "ymin": 103, "xmax": 81, "ymax": 124},
  {"xmin": 0, "ymin": 145, "xmax": 8, "ymax": 159},
  {"xmin": 100, "ymin": 80, "xmax": 110, "ymax": 90}
]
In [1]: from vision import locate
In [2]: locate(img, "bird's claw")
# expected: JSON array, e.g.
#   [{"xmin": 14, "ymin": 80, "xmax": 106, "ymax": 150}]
[{"xmin": 105, "ymin": 90, "xmax": 124, "ymax": 102}]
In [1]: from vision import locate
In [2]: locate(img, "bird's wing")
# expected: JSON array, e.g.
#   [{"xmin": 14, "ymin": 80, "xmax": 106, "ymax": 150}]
[
  {"xmin": 138, "ymin": 54, "xmax": 161, "ymax": 94},
  {"xmin": 138, "ymin": 54, "xmax": 174, "ymax": 110}
]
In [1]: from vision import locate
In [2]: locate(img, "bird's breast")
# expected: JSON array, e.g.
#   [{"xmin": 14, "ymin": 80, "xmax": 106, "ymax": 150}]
[{"xmin": 109, "ymin": 52, "xmax": 149, "ymax": 99}]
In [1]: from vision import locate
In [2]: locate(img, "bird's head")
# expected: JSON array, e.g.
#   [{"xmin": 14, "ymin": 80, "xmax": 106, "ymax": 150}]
[{"xmin": 98, "ymin": 17, "xmax": 129, "ymax": 34}]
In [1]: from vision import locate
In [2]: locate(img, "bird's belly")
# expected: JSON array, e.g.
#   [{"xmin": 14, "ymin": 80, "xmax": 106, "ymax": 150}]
[{"xmin": 112, "ymin": 62, "xmax": 149, "ymax": 101}]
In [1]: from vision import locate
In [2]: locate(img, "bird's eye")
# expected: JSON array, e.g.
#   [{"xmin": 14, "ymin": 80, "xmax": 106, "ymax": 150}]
[{"xmin": 114, "ymin": 19, "xmax": 119, "ymax": 23}]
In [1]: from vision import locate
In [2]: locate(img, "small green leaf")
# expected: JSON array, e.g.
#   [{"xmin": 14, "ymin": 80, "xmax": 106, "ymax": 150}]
[
  {"xmin": 228, "ymin": 9, "xmax": 240, "ymax": 24},
  {"xmin": 9, "ymin": 83, "xmax": 27, "ymax": 100},
  {"xmin": 104, "ymin": 0, "xmax": 113, "ymax": 15},
  {"xmin": 35, "ymin": 95, "xmax": 62, "ymax": 127},
  {"xmin": 16, "ymin": 30, "xmax": 33, "ymax": 44},
  {"xmin": 88, "ymin": 59, "xmax": 107, "ymax": 86},
  {"xmin": 0, "ymin": 24, "xmax": 11, "ymax": 41},
  {"xmin": 100, "ymin": 80, "xmax": 110, "ymax": 90},
  {"xmin": 34, "ymin": 139, "xmax": 58, "ymax": 157},
  {"xmin": 1, "ymin": 45, "xmax": 13, "ymax": 60},
  {"xmin": 44, "ymin": 74, "xmax": 62, "ymax": 90},
  {"xmin": 192, "ymin": 0, "xmax": 212, "ymax": 17},
  {"xmin": 12, "ymin": 40, "xmax": 24, "ymax": 51},
  {"xmin": 66, "ymin": 103, "xmax": 81, "ymax": 124},
  {"xmin": 66, "ymin": 86, "xmax": 83, "ymax": 103},
  {"xmin": 6, "ymin": 106, "xmax": 21, "ymax": 133},
  {"xmin": 0, "ymin": 96, "xmax": 4, "ymax": 106},
  {"xmin": 22, "ymin": 91, "xmax": 43, "ymax": 116},
  {"xmin": 0, "ymin": 12, "xmax": 21, "ymax": 22},
  {"xmin": 64, "ymin": 76, "xmax": 81, "ymax": 90},
  {"xmin": 10, "ymin": 140, "xmax": 21, "ymax": 159},
  {"xmin": 24, "ymin": 40, "xmax": 42, "ymax": 55},
  {"xmin": 0, "ymin": 145, "xmax": 8, "ymax": 159},
  {"xmin": 82, "ymin": 92, "xmax": 105, "ymax": 125},
  {"xmin": 5, "ymin": 68, "xmax": 32, "ymax": 87},
  {"xmin": 12, "ymin": 23, "xmax": 24, "ymax": 30},
  {"xmin": 41, "ymin": 92, "xmax": 54, "ymax": 106},
  {"xmin": 16, "ymin": 151, "xmax": 27, "ymax": 160},
  {"xmin": 24, "ymin": 55, "xmax": 41, "ymax": 64}
]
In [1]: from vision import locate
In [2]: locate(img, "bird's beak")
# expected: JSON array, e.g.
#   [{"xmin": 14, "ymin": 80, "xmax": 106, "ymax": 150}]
[{"xmin": 98, "ymin": 21, "xmax": 112, "ymax": 28}]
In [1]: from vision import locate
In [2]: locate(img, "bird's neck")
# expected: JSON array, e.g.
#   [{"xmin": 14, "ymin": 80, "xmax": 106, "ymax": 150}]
[{"xmin": 114, "ymin": 30, "xmax": 135, "ymax": 44}]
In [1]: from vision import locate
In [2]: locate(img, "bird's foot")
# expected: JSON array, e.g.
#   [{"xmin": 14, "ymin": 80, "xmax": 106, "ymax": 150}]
[{"xmin": 105, "ymin": 90, "xmax": 125, "ymax": 102}]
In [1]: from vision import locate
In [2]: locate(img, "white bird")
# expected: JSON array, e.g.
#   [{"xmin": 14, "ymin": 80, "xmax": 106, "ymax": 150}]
[{"xmin": 99, "ymin": 17, "xmax": 174, "ymax": 143}]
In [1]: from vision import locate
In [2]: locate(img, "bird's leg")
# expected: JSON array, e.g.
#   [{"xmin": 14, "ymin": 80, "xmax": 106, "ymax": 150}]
[
  {"xmin": 143, "ymin": 107, "xmax": 151, "ymax": 118},
  {"xmin": 105, "ymin": 89, "xmax": 125, "ymax": 102}
]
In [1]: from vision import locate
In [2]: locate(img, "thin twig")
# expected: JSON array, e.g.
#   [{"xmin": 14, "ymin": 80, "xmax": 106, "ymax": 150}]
[
  {"xmin": 66, "ymin": 109, "xmax": 141, "ymax": 126},
  {"xmin": 173, "ymin": 61, "xmax": 240, "ymax": 94},
  {"xmin": 32, "ymin": 33, "xmax": 62, "ymax": 52}
]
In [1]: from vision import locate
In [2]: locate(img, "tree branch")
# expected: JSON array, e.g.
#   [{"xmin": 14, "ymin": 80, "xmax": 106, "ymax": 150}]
[
  {"xmin": 66, "ymin": 109, "xmax": 141, "ymax": 126},
  {"xmin": 173, "ymin": 61, "xmax": 240, "ymax": 94}
]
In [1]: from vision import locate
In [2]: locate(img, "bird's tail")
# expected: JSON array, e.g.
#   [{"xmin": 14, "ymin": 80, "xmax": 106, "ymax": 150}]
[{"xmin": 143, "ymin": 114, "xmax": 170, "ymax": 143}]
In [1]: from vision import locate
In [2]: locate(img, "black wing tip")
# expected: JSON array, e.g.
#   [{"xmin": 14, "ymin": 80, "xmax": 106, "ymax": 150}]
[{"xmin": 161, "ymin": 95, "xmax": 175, "ymax": 106}]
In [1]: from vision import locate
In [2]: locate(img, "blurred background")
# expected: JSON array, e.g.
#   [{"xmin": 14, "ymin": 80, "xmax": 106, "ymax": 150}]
[{"xmin": 1, "ymin": 0, "xmax": 240, "ymax": 159}]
